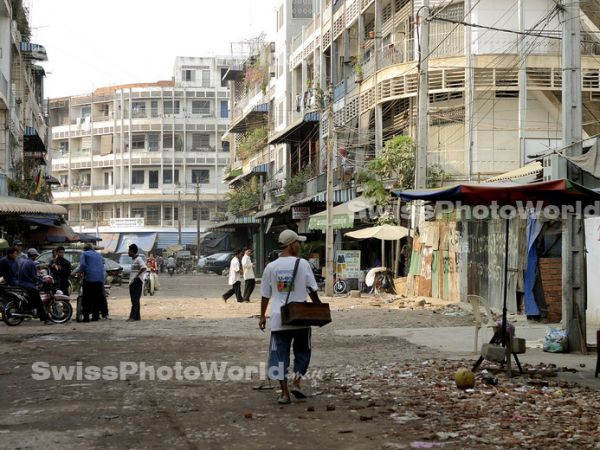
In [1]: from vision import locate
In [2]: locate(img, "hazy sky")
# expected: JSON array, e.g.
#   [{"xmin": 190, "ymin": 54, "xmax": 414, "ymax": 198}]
[{"xmin": 29, "ymin": 0, "xmax": 279, "ymax": 98}]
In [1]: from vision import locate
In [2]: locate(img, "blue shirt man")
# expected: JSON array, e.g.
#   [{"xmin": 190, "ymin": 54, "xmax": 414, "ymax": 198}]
[
  {"xmin": 76, "ymin": 246, "xmax": 105, "ymax": 282},
  {"xmin": 0, "ymin": 247, "xmax": 19, "ymax": 285},
  {"xmin": 18, "ymin": 249, "xmax": 41, "ymax": 290}
]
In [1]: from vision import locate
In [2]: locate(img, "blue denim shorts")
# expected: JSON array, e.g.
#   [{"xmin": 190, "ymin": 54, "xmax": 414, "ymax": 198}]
[{"xmin": 267, "ymin": 328, "xmax": 312, "ymax": 381}]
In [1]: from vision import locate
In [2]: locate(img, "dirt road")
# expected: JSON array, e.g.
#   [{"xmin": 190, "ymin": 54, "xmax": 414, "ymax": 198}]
[{"xmin": 0, "ymin": 274, "xmax": 597, "ymax": 449}]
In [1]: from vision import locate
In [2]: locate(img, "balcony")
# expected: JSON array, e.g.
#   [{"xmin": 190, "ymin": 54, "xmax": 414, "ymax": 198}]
[{"xmin": 0, "ymin": 72, "xmax": 8, "ymax": 108}]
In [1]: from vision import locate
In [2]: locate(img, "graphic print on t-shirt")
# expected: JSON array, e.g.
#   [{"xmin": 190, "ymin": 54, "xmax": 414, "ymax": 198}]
[{"xmin": 276, "ymin": 269, "xmax": 295, "ymax": 293}]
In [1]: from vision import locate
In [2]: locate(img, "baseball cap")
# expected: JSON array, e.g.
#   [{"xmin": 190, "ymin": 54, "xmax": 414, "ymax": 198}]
[
  {"xmin": 27, "ymin": 248, "xmax": 40, "ymax": 257},
  {"xmin": 278, "ymin": 230, "xmax": 306, "ymax": 247},
  {"xmin": 13, "ymin": 240, "xmax": 23, "ymax": 246}
]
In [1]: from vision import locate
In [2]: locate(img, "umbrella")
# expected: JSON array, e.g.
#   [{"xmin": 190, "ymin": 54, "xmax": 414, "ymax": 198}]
[
  {"xmin": 394, "ymin": 178, "xmax": 600, "ymax": 370},
  {"xmin": 30, "ymin": 224, "xmax": 81, "ymax": 243},
  {"xmin": 0, "ymin": 239, "xmax": 8, "ymax": 250},
  {"xmin": 345, "ymin": 225, "xmax": 410, "ymax": 268}
]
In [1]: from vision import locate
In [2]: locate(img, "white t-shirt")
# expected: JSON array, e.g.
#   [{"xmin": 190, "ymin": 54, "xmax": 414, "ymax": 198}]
[
  {"xmin": 129, "ymin": 255, "xmax": 147, "ymax": 285},
  {"xmin": 260, "ymin": 256, "xmax": 318, "ymax": 331},
  {"xmin": 241, "ymin": 254, "xmax": 255, "ymax": 280},
  {"xmin": 228, "ymin": 256, "xmax": 241, "ymax": 285}
]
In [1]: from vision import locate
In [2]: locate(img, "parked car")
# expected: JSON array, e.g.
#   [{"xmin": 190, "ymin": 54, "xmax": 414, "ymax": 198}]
[
  {"xmin": 202, "ymin": 252, "xmax": 234, "ymax": 276},
  {"xmin": 118, "ymin": 253, "xmax": 146, "ymax": 279},
  {"xmin": 37, "ymin": 249, "xmax": 123, "ymax": 286}
]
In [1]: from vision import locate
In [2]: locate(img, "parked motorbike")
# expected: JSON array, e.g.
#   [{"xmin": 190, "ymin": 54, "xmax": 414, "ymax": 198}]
[{"xmin": 2, "ymin": 273, "xmax": 73, "ymax": 326}]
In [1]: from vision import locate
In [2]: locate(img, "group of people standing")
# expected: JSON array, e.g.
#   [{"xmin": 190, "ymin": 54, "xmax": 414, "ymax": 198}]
[{"xmin": 222, "ymin": 248, "xmax": 255, "ymax": 303}]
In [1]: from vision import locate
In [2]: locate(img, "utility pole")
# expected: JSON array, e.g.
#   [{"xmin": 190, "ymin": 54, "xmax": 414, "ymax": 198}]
[
  {"xmin": 325, "ymin": 84, "xmax": 335, "ymax": 297},
  {"xmin": 177, "ymin": 190, "xmax": 182, "ymax": 246},
  {"xmin": 196, "ymin": 183, "xmax": 201, "ymax": 256},
  {"xmin": 416, "ymin": 1, "xmax": 430, "ymax": 190},
  {"xmin": 518, "ymin": 0, "xmax": 527, "ymax": 167},
  {"xmin": 559, "ymin": 0, "xmax": 586, "ymax": 353}
]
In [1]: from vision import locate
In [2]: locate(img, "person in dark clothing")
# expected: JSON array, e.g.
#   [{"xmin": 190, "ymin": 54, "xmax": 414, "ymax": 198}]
[
  {"xmin": 17, "ymin": 248, "xmax": 48, "ymax": 322},
  {"xmin": 50, "ymin": 246, "xmax": 72, "ymax": 295},
  {"xmin": 0, "ymin": 247, "xmax": 20, "ymax": 286},
  {"xmin": 127, "ymin": 244, "xmax": 147, "ymax": 321},
  {"xmin": 74, "ymin": 243, "xmax": 106, "ymax": 322}
]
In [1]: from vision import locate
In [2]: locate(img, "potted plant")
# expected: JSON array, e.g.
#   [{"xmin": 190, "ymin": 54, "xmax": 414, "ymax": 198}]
[{"xmin": 354, "ymin": 53, "xmax": 364, "ymax": 83}]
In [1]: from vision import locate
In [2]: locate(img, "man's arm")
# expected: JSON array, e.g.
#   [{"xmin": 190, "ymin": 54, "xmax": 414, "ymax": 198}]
[
  {"xmin": 258, "ymin": 296, "xmax": 270, "ymax": 330},
  {"xmin": 135, "ymin": 258, "xmax": 147, "ymax": 279}
]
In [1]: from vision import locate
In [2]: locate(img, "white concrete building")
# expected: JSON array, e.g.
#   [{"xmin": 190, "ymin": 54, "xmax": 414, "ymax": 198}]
[{"xmin": 49, "ymin": 56, "xmax": 238, "ymax": 250}]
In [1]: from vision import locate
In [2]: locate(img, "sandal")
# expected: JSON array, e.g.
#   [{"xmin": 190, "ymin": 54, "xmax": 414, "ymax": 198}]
[
  {"xmin": 290, "ymin": 387, "xmax": 307, "ymax": 399},
  {"xmin": 277, "ymin": 396, "xmax": 291, "ymax": 405}
]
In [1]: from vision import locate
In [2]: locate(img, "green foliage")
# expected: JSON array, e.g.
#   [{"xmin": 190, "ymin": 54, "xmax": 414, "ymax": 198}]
[
  {"xmin": 376, "ymin": 212, "xmax": 398, "ymax": 226},
  {"xmin": 238, "ymin": 127, "xmax": 268, "ymax": 160},
  {"xmin": 354, "ymin": 53, "xmax": 364, "ymax": 79},
  {"xmin": 427, "ymin": 163, "xmax": 447, "ymax": 188},
  {"xmin": 299, "ymin": 240, "xmax": 325, "ymax": 259},
  {"xmin": 11, "ymin": 0, "xmax": 31, "ymax": 41},
  {"xmin": 225, "ymin": 167, "xmax": 243, "ymax": 180},
  {"xmin": 244, "ymin": 59, "xmax": 269, "ymax": 94},
  {"xmin": 8, "ymin": 158, "xmax": 50, "ymax": 202},
  {"xmin": 282, "ymin": 166, "xmax": 313, "ymax": 201},
  {"xmin": 358, "ymin": 135, "xmax": 416, "ymax": 205},
  {"xmin": 227, "ymin": 177, "xmax": 261, "ymax": 214}
]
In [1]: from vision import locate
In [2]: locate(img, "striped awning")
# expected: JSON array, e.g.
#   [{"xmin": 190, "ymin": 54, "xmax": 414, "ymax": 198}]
[
  {"xmin": 485, "ymin": 162, "xmax": 543, "ymax": 183},
  {"xmin": 209, "ymin": 216, "xmax": 259, "ymax": 230}
]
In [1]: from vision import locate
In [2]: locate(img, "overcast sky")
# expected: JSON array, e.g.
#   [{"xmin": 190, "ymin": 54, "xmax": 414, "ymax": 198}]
[{"xmin": 29, "ymin": 0, "xmax": 278, "ymax": 98}]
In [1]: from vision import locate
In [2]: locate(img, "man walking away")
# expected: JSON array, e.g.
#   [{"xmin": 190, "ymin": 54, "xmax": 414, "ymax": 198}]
[
  {"xmin": 128, "ymin": 244, "xmax": 147, "ymax": 321},
  {"xmin": 222, "ymin": 249, "xmax": 243, "ymax": 303},
  {"xmin": 0, "ymin": 247, "xmax": 20, "ymax": 286},
  {"xmin": 18, "ymin": 248, "xmax": 48, "ymax": 322},
  {"xmin": 75, "ymin": 244, "xmax": 106, "ymax": 322},
  {"xmin": 51, "ymin": 246, "xmax": 72, "ymax": 295},
  {"xmin": 241, "ymin": 248, "xmax": 255, "ymax": 302},
  {"xmin": 259, "ymin": 230, "xmax": 322, "ymax": 404}
]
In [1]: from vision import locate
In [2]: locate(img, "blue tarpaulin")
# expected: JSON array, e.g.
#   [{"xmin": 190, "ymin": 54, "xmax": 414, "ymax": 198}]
[{"xmin": 524, "ymin": 212, "xmax": 543, "ymax": 316}]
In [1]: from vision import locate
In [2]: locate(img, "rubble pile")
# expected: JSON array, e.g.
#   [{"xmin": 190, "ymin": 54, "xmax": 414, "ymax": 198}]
[{"xmin": 319, "ymin": 359, "xmax": 600, "ymax": 448}]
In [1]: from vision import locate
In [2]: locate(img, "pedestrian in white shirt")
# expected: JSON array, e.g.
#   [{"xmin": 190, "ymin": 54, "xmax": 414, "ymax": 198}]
[
  {"xmin": 259, "ymin": 229, "xmax": 322, "ymax": 405},
  {"xmin": 241, "ymin": 248, "xmax": 255, "ymax": 302},
  {"xmin": 222, "ymin": 249, "xmax": 243, "ymax": 303}
]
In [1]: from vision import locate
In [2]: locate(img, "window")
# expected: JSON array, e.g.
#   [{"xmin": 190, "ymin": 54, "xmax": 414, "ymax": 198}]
[
  {"xmin": 163, "ymin": 100, "xmax": 180, "ymax": 115},
  {"xmin": 59, "ymin": 141, "xmax": 69, "ymax": 153},
  {"xmin": 192, "ymin": 133, "xmax": 210, "ymax": 150},
  {"xmin": 201, "ymin": 70, "xmax": 211, "ymax": 87},
  {"xmin": 103, "ymin": 171, "xmax": 112, "ymax": 187},
  {"xmin": 131, "ymin": 207, "xmax": 144, "ymax": 218},
  {"xmin": 163, "ymin": 133, "xmax": 174, "ymax": 150},
  {"xmin": 292, "ymin": 0, "xmax": 313, "ymax": 18},
  {"xmin": 131, "ymin": 134, "xmax": 145, "ymax": 150},
  {"xmin": 146, "ymin": 206, "xmax": 160, "ymax": 225},
  {"xmin": 164, "ymin": 207, "xmax": 172, "ymax": 221},
  {"xmin": 132, "ymin": 170, "xmax": 145, "ymax": 185},
  {"xmin": 163, "ymin": 169, "xmax": 180, "ymax": 184},
  {"xmin": 81, "ymin": 209, "xmax": 92, "ymax": 220},
  {"xmin": 182, "ymin": 69, "xmax": 195, "ymax": 82},
  {"xmin": 222, "ymin": 141, "xmax": 230, "ymax": 152},
  {"xmin": 174, "ymin": 207, "xmax": 179, "ymax": 221},
  {"xmin": 81, "ymin": 106, "xmax": 91, "ymax": 118},
  {"xmin": 148, "ymin": 133, "xmax": 160, "ymax": 151},
  {"xmin": 115, "ymin": 207, "xmax": 121, "ymax": 218},
  {"xmin": 192, "ymin": 100, "xmax": 211, "ymax": 115},
  {"xmin": 220, "ymin": 68, "xmax": 228, "ymax": 87},
  {"xmin": 220, "ymin": 101, "xmax": 228, "ymax": 118},
  {"xmin": 59, "ymin": 174, "xmax": 68, "ymax": 186},
  {"xmin": 192, "ymin": 207, "xmax": 210, "ymax": 221},
  {"xmin": 191, "ymin": 169, "xmax": 209, "ymax": 184},
  {"xmin": 150, "ymin": 100, "xmax": 159, "ymax": 118},
  {"xmin": 132, "ymin": 101, "xmax": 146, "ymax": 118}
]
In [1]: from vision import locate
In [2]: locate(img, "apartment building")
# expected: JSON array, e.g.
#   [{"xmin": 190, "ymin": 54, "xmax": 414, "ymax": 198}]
[
  {"xmin": 288, "ymin": 0, "xmax": 600, "ymax": 181},
  {"xmin": 49, "ymin": 56, "xmax": 237, "ymax": 248},
  {"xmin": 0, "ymin": 0, "xmax": 50, "ymax": 198}
]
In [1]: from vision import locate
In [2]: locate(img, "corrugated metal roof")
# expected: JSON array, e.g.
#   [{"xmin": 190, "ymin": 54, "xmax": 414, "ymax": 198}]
[
  {"xmin": 484, "ymin": 162, "xmax": 543, "ymax": 183},
  {"xmin": 0, "ymin": 196, "xmax": 67, "ymax": 215}
]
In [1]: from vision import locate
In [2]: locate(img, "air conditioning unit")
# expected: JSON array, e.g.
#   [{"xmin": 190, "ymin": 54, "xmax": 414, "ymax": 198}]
[{"xmin": 542, "ymin": 154, "xmax": 566, "ymax": 181}]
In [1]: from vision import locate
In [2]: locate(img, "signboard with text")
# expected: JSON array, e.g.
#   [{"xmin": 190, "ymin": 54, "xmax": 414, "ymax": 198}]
[
  {"xmin": 109, "ymin": 218, "xmax": 145, "ymax": 228},
  {"xmin": 335, "ymin": 250, "xmax": 361, "ymax": 279},
  {"xmin": 292, "ymin": 207, "xmax": 310, "ymax": 220}
]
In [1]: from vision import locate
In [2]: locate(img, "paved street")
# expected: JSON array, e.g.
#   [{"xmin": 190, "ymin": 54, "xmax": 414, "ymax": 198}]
[{"xmin": 0, "ymin": 273, "xmax": 599, "ymax": 449}]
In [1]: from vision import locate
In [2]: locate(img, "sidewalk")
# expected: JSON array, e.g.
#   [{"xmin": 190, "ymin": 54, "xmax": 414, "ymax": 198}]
[{"xmin": 335, "ymin": 321, "xmax": 600, "ymax": 388}]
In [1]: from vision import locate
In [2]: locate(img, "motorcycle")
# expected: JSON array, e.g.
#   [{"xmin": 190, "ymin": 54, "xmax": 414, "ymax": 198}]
[
  {"xmin": 167, "ymin": 265, "xmax": 175, "ymax": 277},
  {"xmin": 75, "ymin": 282, "xmax": 111, "ymax": 322},
  {"xmin": 2, "ymin": 272, "xmax": 73, "ymax": 326},
  {"xmin": 143, "ymin": 271, "xmax": 155, "ymax": 296}
]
